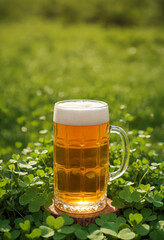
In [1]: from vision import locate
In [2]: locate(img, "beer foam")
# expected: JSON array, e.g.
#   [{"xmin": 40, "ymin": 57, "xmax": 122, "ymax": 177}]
[{"xmin": 53, "ymin": 100, "xmax": 109, "ymax": 126}]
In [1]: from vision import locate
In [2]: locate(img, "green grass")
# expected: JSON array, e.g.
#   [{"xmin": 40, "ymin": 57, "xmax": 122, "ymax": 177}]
[
  {"xmin": 0, "ymin": 19, "xmax": 164, "ymax": 159},
  {"xmin": 0, "ymin": 19, "xmax": 164, "ymax": 239}
]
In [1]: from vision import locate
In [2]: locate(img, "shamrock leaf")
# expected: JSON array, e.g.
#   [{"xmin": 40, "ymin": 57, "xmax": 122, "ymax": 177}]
[
  {"xmin": 111, "ymin": 197, "xmax": 125, "ymax": 208},
  {"xmin": 3, "ymin": 232, "xmax": 12, "ymax": 240},
  {"xmin": 37, "ymin": 169, "xmax": 45, "ymax": 177},
  {"xmin": 23, "ymin": 174, "xmax": 34, "ymax": 185},
  {"xmin": 29, "ymin": 195, "xmax": 45, "ymax": 212},
  {"xmin": 19, "ymin": 187, "xmax": 46, "ymax": 212},
  {"xmin": 75, "ymin": 229, "xmax": 88, "ymax": 240},
  {"xmin": 119, "ymin": 186, "xmax": 140, "ymax": 203},
  {"xmin": 134, "ymin": 223, "xmax": 150, "ymax": 236},
  {"xmin": 100, "ymin": 213, "xmax": 117, "ymax": 222},
  {"xmin": 43, "ymin": 192, "xmax": 54, "ymax": 209},
  {"xmin": 131, "ymin": 191, "xmax": 140, "ymax": 202},
  {"xmin": 19, "ymin": 220, "xmax": 31, "ymax": 233},
  {"xmin": 39, "ymin": 225, "xmax": 54, "ymax": 238},
  {"xmin": 116, "ymin": 217, "xmax": 126, "ymax": 225},
  {"xmin": 153, "ymin": 220, "xmax": 164, "ymax": 231},
  {"xmin": 117, "ymin": 228, "xmax": 135, "ymax": 240},
  {"xmin": 141, "ymin": 208, "xmax": 157, "ymax": 221},
  {"xmin": 25, "ymin": 228, "xmax": 41, "ymax": 239},
  {"xmin": 141, "ymin": 208, "xmax": 152, "ymax": 218},
  {"xmin": 88, "ymin": 230, "xmax": 104, "ymax": 240},
  {"xmin": 11, "ymin": 230, "xmax": 21, "ymax": 240},
  {"xmin": 119, "ymin": 223, "xmax": 131, "ymax": 231},
  {"xmin": 129, "ymin": 213, "xmax": 143, "ymax": 227},
  {"xmin": 71, "ymin": 224, "xmax": 82, "ymax": 235},
  {"xmin": 100, "ymin": 222, "xmax": 118, "ymax": 237},
  {"xmin": 46, "ymin": 215, "xmax": 65, "ymax": 230},
  {"xmin": 19, "ymin": 187, "xmax": 38, "ymax": 205},
  {"xmin": 14, "ymin": 218, "xmax": 24, "ymax": 229},
  {"xmin": 61, "ymin": 213, "xmax": 74, "ymax": 225},
  {"xmin": 139, "ymin": 184, "xmax": 150, "ymax": 192},
  {"xmin": 53, "ymin": 232, "xmax": 66, "ymax": 240},
  {"xmin": 149, "ymin": 230, "xmax": 164, "ymax": 239},
  {"xmin": 18, "ymin": 179, "xmax": 28, "ymax": 188},
  {"xmin": 95, "ymin": 218, "xmax": 104, "ymax": 227},
  {"xmin": 88, "ymin": 224, "xmax": 99, "ymax": 233},
  {"xmin": 146, "ymin": 192, "xmax": 163, "ymax": 207},
  {"xmin": 53, "ymin": 217, "xmax": 64, "ymax": 230},
  {"xmin": 59, "ymin": 226, "xmax": 75, "ymax": 234},
  {"xmin": 46, "ymin": 216, "xmax": 56, "ymax": 228},
  {"xmin": 119, "ymin": 186, "xmax": 133, "ymax": 202},
  {"xmin": 0, "ymin": 220, "xmax": 11, "ymax": 232},
  {"xmin": 18, "ymin": 160, "xmax": 33, "ymax": 169}
]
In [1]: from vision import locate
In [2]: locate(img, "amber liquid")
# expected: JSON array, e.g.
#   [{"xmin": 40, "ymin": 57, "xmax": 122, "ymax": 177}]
[{"xmin": 53, "ymin": 122, "xmax": 109, "ymax": 213}]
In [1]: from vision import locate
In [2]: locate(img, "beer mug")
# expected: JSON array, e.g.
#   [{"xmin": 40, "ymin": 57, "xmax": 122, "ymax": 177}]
[{"xmin": 53, "ymin": 100, "xmax": 129, "ymax": 213}]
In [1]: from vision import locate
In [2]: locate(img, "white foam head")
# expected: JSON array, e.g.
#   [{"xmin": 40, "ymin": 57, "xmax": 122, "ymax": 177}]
[{"xmin": 53, "ymin": 100, "xmax": 109, "ymax": 126}]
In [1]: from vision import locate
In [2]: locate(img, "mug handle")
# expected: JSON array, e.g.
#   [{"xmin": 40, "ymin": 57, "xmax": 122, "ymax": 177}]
[{"xmin": 109, "ymin": 125, "xmax": 130, "ymax": 182}]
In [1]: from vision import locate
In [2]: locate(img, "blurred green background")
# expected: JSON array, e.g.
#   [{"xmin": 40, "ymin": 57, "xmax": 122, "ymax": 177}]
[
  {"xmin": 0, "ymin": 0, "xmax": 164, "ymax": 26},
  {"xmin": 0, "ymin": 0, "xmax": 164, "ymax": 160}
]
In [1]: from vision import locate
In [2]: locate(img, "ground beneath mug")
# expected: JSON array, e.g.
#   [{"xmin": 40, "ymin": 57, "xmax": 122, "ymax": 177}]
[{"xmin": 42, "ymin": 198, "xmax": 119, "ymax": 227}]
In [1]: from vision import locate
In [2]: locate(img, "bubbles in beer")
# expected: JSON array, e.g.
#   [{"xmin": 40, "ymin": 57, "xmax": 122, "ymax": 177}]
[{"xmin": 53, "ymin": 100, "xmax": 110, "ymax": 213}]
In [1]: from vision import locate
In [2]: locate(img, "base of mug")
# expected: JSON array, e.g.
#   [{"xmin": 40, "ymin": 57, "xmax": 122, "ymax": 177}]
[{"xmin": 54, "ymin": 198, "xmax": 107, "ymax": 214}]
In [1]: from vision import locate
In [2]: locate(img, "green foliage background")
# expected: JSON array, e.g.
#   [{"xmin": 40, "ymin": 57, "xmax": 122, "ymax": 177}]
[
  {"xmin": 0, "ymin": 0, "xmax": 164, "ymax": 26},
  {"xmin": 0, "ymin": 20, "xmax": 164, "ymax": 159},
  {"xmin": 0, "ymin": 1, "xmax": 164, "ymax": 239}
]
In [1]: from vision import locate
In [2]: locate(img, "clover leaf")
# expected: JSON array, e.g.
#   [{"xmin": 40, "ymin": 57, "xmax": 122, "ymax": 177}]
[
  {"xmin": 149, "ymin": 230, "xmax": 164, "ymax": 239},
  {"xmin": 59, "ymin": 226, "xmax": 75, "ymax": 234},
  {"xmin": 14, "ymin": 218, "xmax": 24, "ymax": 229},
  {"xmin": 119, "ymin": 223, "xmax": 131, "ymax": 231},
  {"xmin": 0, "ymin": 220, "xmax": 11, "ymax": 233},
  {"xmin": 141, "ymin": 208, "xmax": 157, "ymax": 221},
  {"xmin": 29, "ymin": 195, "xmax": 45, "ymax": 212},
  {"xmin": 139, "ymin": 184, "xmax": 150, "ymax": 192},
  {"xmin": 117, "ymin": 228, "xmax": 135, "ymax": 240},
  {"xmin": 116, "ymin": 217, "xmax": 126, "ymax": 225},
  {"xmin": 74, "ymin": 229, "xmax": 88, "ymax": 240},
  {"xmin": 0, "ymin": 189, "xmax": 6, "ymax": 198},
  {"xmin": 146, "ymin": 192, "xmax": 163, "ymax": 207},
  {"xmin": 88, "ymin": 224, "xmax": 99, "ymax": 233},
  {"xmin": 46, "ymin": 215, "xmax": 65, "ymax": 230},
  {"xmin": 134, "ymin": 223, "xmax": 150, "ymax": 236},
  {"xmin": 129, "ymin": 213, "xmax": 143, "ymax": 226},
  {"xmin": 23, "ymin": 174, "xmax": 34, "ymax": 185},
  {"xmin": 95, "ymin": 218, "xmax": 104, "ymax": 227},
  {"xmin": 111, "ymin": 197, "xmax": 125, "ymax": 208},
  {"xmin": 46, "ymin": 216, "xmax": 56, "ymax": 228},
  {"xmin": 100, "ymin": 222, "xmax": 118, "ymax": 237},
  {"xmin": 88, "ymin": 230, "xmax": 104, "ymax": 240},
  {"xmin": 19, "ymin": 220, "xmax": 31, "ymax": 233},
  {"xmin": 19, "ymin": 187, "xmax": 46, "ymax": 212},
  {"xmin": 25, "ymin": 228, "xmax": 41, "ymax": 239},
  {"xmin": 3, "ymin": 232, "xmax": 12, "ymax": 240},
  {"xmin": 53, "ymin": 217, "xmax": 64, "ymax": 230},
  {"xmin": 19, "ymin": 187, "xmax": 38, "ymax": 204},
  {"xmin": 43, "ymin": 192, "xmax": 54, "ymax": 209},
  {"xmin": 11, "ymin": 230, "xmax": 20, "ymax": 240},
  {"xmin": 100, "ymin": 213, "xmax": 117, "ymax": 222},
  {"xmin": 72, "ymin": 224, "xmax": 82, "ymax": 231},
  {"xmin": 39, "ymin": 225, "xmax": 54, "ymax": 238},
  {"xmin": 61, "ymin": 213, "xmax": 74, "ymax": 225},
  {"xmin": 53, "ymin": 232, "xmax": 66, "ymax": 240},
  {"xmin": 119, "ymin": 186, "xmax": 140, "ymax": 203}
]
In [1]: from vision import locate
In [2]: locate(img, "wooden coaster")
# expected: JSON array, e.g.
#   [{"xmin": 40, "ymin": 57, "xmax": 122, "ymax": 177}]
[{"xmin": 42, "ymin": 198, "xmax": 119, "ymax": 227}]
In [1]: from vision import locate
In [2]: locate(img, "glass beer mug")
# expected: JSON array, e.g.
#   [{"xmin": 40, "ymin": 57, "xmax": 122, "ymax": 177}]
[{"xmin": 53, "ymin": 100, "xmax": 129, "ymax": 213}]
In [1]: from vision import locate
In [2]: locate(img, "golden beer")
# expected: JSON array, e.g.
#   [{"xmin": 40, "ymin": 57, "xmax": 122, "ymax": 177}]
[{"xmin": 53, "ymin": 100, "xmax": 129, "ymax": 213}]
